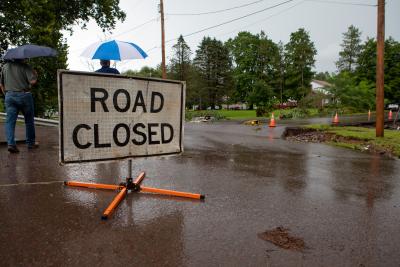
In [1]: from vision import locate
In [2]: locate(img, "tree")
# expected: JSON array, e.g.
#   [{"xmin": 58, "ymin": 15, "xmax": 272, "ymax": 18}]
[
  {"xmin": 355, "ymin": 37, "xmax": 400, "ymax": 103},
  {"xmin": 329, "ymin": 72, "xmax": 375, "ymax": 111},
  {"xmin": 0, "ymin": 0, "xmax": 126, "ymax": 116},
  {"xmin": 384, "ymin": 38, "xmax": 400, "ymax": 102},
  {"xmin": 226, "ymin": 31, "xmax": 279, "ymax": 109},
  {"xmin": 284, "ymin": 28, "xmax": 317, "ymax": 100},
  {"xmin": 123, "ymin": 66, "xmax": 162, "ymax": 78},
  {"xmin": 274, "ymin": 41, "xmax": 286, "ymax": 104},
  {"xmin": 168, "ymin": 35, "xmax": 199, "ymax": 108},
  {"xmin": 168, "ymin": 35, "xmax": 192, "ymax": 81},
  {"xmin": 314, "ymin": 71, "xmax": 332, "ymax": 81},
  {"xmin": 226, "ymin": 32, "xmax": 260, "ymax": 105},
  {"xmin": 336, "ymin": 25, "xmax": 362, "ymax": 73},
  {"xmin": 193, "ymin": 37, "xmax": 232, "ymax": 109}
]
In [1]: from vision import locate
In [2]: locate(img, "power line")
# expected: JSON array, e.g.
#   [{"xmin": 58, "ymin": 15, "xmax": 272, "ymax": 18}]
[
  {"xmin": 166, "ymin": 0, "xmax": 268, "ymax": 16},
  {"xmin": 218, "ymin": 0, "xmax": 306, "ymax": 38},
  {"xmin": 177, "ymin": 0, "xmax": 296, "ymax": 40},
  {"xmin": 305, "ymin": 0, "xmax": 376, "ymax": 7},
  {"xmin": 146, "ymin": 0, "xmax": 295, "ymax": 54},
  {"xmin": 112, "ymin": 16, "xmax": 159, "ymax": 38}
]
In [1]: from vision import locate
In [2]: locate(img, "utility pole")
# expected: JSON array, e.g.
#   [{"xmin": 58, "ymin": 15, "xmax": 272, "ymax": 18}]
[
  {"xmin": 375, "ymin": 0, "xmax": 385, "ymax": 137},
  {"xmin": 160, "ymin": 0, "xmax": 166, "ymax": 79}
]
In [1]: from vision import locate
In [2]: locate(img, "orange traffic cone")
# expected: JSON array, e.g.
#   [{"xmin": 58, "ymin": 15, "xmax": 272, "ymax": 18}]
[
  {"xmin": 332, "ymin": 112, "xmax": 339, "ymax": 124},
  {"xmin": 368, "ymin": 110, "xmax": 371, "ymax": 121},
  {"xmin": 269, "ymin": 112, "xmax": 276, "ymax": 127},
  {"xmin": 389, "ymin": 110, "xmax": 393, "ymax": 120}
]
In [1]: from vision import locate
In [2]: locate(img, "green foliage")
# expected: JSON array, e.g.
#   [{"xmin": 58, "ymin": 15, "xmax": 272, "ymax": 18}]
[
  {"xmin": 314, "ymin": 71, "xmax": 332, "ymax": 81},
  {"xmin": 328, "ymin": 71, "xmax": 375, "ymax": 111},
  {"xmin": 167, "ymin": 36, "xmax": 201, "ymax": 109},
  {"xmin": 274, "ymin": 108, "xmax": 312, "ymax": 119},
  {"xmin": 226, "ymin": 31, "xmax": 280, "ymax": 107},
  {"xmin": 383, "ymin": 38, "xmax": 400, "ymax": 102},
  {"xmin": 284, "ymin": 28, "xmax": 317, "ymax": 100},
  {"xmin": 336, "ymin": 25, "xmax": 362, "ymax": 72},
  {"xmin": 168, "ymin": 35, "xmax": 192, "ymax": 81},
  {"xmin": 298, "ymin": 92, "xmax": 326, "ymax": 109},
  {"xmin": 193, "ymin": 37, "xmax": 233, "ymax": 109},
  {"xmin": 352, "ymin": 37, "xmax": 400, "ymax": 104},
  {"xmin": 217, "ymin": 110, "xmax": 256, "ymax": 119},
  {"xmin": 123, "ymin": 66, "xmax": 162, "ymax": 78}
]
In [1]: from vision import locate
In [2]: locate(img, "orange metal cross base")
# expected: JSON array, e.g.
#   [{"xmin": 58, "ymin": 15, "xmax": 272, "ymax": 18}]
[{"xmin": 64, "ymin": 171, "xmax": 205, "ymax": 220}]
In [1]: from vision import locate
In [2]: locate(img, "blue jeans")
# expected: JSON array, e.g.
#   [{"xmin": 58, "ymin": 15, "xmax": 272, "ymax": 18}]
[{"xmin": 5, "ymin": 91, "xmax": 36, "ymax": 146}]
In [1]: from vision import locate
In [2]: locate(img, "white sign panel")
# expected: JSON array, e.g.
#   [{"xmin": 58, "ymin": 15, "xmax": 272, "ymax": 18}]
[{"xmin": 58, "ymin": 70, "xmax": 185, "ymax": 164}]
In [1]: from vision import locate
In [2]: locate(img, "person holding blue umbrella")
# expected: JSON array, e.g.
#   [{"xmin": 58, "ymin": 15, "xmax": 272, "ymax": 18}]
[
  {"xmin": 81, "ymin": 40, "xmax": 148, "ymax": 73},
  {"xmin": 95, "ymin": 59, "xmax": 120, "ymax": 74}
]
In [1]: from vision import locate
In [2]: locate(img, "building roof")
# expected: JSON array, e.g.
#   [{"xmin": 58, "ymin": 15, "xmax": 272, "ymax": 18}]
[{"xmin": 312, "ymin": 80, "xmax": 332, "ymax": 87}]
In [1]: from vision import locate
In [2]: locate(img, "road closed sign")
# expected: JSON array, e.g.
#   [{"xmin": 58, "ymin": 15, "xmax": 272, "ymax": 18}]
[{"xmin": 58, "ymin": 70, "xmax": 185, "ymax": 164}]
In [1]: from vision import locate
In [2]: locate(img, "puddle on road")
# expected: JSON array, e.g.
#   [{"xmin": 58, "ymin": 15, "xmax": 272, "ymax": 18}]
[{"xmin": 258, "ymin": 226, "xmax": 306, "ymax": 251}]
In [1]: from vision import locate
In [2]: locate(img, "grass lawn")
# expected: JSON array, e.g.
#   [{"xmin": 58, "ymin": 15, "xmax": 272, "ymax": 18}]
[
  {"xmin": 187, "ymin": 108, "xmax": 361, "ymax": 121},
  {"xmin": 217, "ymin": 110, "xmax": 258, "ymax": 119},
  {"xmin": 306, "ymin": 125, "xmax": 400, "ymax": 157},
  {"xmin": 186, "ymin": 109, "xmax": 261, "ymax": 120}
]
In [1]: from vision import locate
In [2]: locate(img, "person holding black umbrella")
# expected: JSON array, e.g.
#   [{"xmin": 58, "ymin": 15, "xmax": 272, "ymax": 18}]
[
  {"xmin": 1, "ymin": 44, "xmax": 56, "ymax": 153},
  {"xmin": 0, "ymin": 59, "xmax": 38, "ymax": 153}
]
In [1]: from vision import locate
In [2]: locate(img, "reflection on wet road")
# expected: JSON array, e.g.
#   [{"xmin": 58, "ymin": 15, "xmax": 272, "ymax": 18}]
[{"xmin": 0, "ymin": 121, "xmax": 399, "ymax": 266}]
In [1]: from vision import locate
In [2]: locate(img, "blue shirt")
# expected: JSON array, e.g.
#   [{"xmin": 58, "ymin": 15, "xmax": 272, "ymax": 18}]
[{"xmin": 95, "ymin": 67, "xmax": 120, "ymax": 74}]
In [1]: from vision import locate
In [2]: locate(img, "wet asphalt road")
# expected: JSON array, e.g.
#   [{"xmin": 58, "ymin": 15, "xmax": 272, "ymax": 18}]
[{"xmin": 0, "ymin": 120, "xmax": 399, "ymax": 266}]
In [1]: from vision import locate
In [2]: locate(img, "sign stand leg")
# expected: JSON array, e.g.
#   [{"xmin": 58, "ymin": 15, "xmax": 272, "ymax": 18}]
[
  {"xmin": 64, "ymin": 161, "xmax": 205, "ymax": 220},
  {"xmin": 128, "ymin": 159, "xmax": 132, "ymax": 179}
]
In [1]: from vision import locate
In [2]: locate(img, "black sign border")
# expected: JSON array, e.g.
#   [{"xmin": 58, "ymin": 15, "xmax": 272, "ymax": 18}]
[{"xmin": 58, "ymin": 70, "xmax": 184, "ymax": 164}]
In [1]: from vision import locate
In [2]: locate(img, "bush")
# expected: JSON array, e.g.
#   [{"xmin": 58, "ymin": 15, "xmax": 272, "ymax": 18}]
[
  {"xmin": 256, "ymin": 107, "xmax": 267, "ymax": 117},
  {"xmin": 273, "ymin": 108, "xmax": 312, "ymax": 119}
]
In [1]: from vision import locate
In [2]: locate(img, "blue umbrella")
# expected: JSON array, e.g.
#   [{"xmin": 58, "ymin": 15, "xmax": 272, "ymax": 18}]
[
  {"xmin": 81, "ymin": 40, "xmax": 148, "ymax": 61},
  {"xmin": 3, "ymin": 44, "xmax": 57, "ymax": 60}
]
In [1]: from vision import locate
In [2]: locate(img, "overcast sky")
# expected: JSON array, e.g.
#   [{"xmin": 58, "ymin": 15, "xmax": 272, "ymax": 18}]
[{"xmin": 66, "ymin": 0, "xmax": 400, "ymax": 73}]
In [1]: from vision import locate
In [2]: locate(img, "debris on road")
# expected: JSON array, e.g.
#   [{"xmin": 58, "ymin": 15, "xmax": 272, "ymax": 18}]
[
  {"xmin": 258, "ymin": 226, "xmax": 306, "ymax": 252},
  {"xmin": 244, "ymin": 120, "xmax": 260, "ymax": 126},
  {"xmin": 191, "ymin": 116, "xmax": 214, "ymax": 123}
]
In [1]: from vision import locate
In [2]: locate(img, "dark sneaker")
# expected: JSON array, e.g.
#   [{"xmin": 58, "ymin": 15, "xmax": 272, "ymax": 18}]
[
  {"xmin": 8, "ymin": 145, "xmax": 20, "ymax": 153},
  {"xmin": 28, "ymin": 143, "xmax": 39, "ymax": 149}
]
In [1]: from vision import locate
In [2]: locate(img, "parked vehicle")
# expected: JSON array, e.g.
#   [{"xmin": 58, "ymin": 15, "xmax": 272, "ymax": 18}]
[{"xmin": 386, "ymin": 103, "xmax": 399, "ymax": 111}]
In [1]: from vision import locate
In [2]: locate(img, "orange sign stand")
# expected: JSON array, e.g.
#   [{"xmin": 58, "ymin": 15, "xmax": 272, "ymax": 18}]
[{"xmin": 65, "ymin": 160, "xmax": 204, "ymax": 220}]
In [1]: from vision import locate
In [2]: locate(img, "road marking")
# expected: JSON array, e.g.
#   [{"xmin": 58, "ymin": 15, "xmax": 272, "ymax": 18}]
[{"xmin": 0, "ymin": 181, "xmax": 64, "ymax": 187}]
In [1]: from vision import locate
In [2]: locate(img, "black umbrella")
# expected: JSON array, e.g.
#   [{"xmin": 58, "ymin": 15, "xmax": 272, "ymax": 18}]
[{"xmin": 3, "ymin": 44, "xmax": 57, "ymax": 60}]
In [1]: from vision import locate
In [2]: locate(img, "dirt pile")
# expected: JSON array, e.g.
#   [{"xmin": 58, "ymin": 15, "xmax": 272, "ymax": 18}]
[{"xmin": 258, "ymin": 227, "xmax": 306, "ymax": 251}]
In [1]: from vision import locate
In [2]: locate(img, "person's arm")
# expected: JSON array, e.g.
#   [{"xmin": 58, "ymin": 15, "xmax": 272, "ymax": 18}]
[
  {"xmin": 0, "ymin": 84, "xmax": 4, "ymax": 95},
  {"xmin": 26, "ymin": 67, "xmax": 37, "ymax": 89},
  {"xmin": 30, "ymin": 69, "xmax": 38, "ymax": 86}
]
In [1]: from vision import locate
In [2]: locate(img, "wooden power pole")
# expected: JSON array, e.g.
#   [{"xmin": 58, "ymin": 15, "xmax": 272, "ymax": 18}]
[
  {"xmin": 376, "ymin": 0, "xmax": 385, "ymax": 137},
  {"xmin": 160, "ymin": 0, "xmax": 166, "ymax": 79}
]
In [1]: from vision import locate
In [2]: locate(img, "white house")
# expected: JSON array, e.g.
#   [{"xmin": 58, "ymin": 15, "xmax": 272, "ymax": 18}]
[
  {"xmin": 311, "ymin": 80, "xmax": 331, "ymax": 94},
  {"xmin": 310, "ymin": 80, "xmax": 333, "ymax": 106}
]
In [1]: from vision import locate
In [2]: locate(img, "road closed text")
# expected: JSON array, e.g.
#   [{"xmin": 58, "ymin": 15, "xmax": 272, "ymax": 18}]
[{"xmin": 72, "ymin": 88, "xmax": 174, "ymax": 149}]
